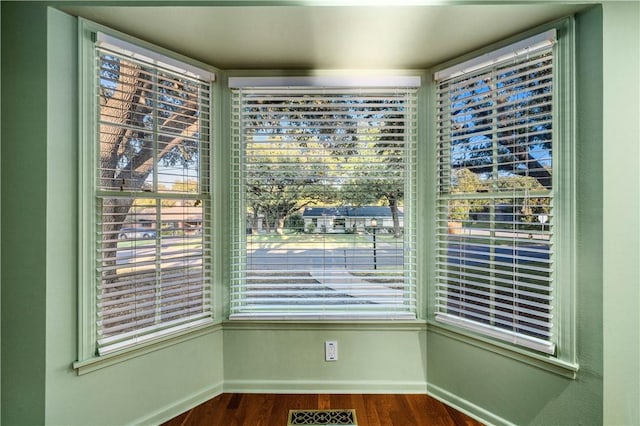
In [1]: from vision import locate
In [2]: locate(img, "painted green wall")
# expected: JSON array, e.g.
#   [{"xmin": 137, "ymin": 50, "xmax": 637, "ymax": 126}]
[
  {"xmin": 223, "ymin": 323, "xmax": 427, "ymax": 393},
  {"xmin": 602, "ymin": 2, "xmax": 640, "ymax": 424},
  {"xmin": 0, "ymin": 3, "xmax": 3, "ymax": 423},
  {"xmin": 1, "ymin": 3, "xmax": 48, "ymax": 424}
]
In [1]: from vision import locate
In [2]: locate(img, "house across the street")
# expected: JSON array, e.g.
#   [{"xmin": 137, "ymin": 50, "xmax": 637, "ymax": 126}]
[
  {"xmin": 302, "ymin": 206, "xmax": 403, "ymax": 234},
  {"xmin": 130, "ymin": 205, "xmax": 204, "ymax": 234}
]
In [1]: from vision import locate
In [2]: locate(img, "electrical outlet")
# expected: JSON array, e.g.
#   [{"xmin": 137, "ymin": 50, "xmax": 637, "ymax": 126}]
[{"xmin": 325, "ymin": 341, "xmax": 338, "ymax": 361}]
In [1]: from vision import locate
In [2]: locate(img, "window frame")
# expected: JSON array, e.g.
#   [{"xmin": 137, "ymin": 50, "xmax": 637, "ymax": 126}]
[
  {"xmin": 426, "ymin": 18, "xmax": 577, "ymax": 374},
  {"xmin": 75, "ymin": 19, "xmax": 220, "ymax": 374},
  {"xmin": 228, "ymin": 76, "xmax": 421, "ymax": 321}
]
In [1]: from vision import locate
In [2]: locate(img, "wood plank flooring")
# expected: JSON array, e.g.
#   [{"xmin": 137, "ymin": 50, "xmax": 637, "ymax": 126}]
[{"xmin": 161, "ymin": 393, "xmax": 484, "ymax": 426}]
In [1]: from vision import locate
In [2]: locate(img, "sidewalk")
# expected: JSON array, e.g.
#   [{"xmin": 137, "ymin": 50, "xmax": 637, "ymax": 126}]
[{"xmin": 309, "ymin": 269, "xmax": 403, "ymax": 301}]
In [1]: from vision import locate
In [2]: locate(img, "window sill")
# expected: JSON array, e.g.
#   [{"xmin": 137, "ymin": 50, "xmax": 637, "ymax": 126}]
[
  {"xmin": 73, "ymin": 321, "xmax": 223, "ymax": 376},
  {"xmin": 426, "ymin": 320, "xmax": 579, "ymax": 379},
  {"xmin": 223, "ymin": 319, "xmax": 427, "ymax": 332}
]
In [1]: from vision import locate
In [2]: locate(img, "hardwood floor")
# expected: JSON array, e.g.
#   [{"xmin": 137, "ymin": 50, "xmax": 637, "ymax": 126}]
[{"xmin": 161, "ymin": 393, "xmax": 484, "ymax": 426}]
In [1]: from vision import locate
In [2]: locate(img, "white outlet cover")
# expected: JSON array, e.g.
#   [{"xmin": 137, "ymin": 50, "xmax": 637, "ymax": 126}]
[{"xmin": 325, "ymin": 341, "xmax": 338, "ymax": 361}]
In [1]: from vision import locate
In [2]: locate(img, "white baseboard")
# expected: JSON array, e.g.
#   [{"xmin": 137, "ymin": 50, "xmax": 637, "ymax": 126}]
[
  {"xmin": 427, "ymin": 383, "xmax": 512, "ymax": 426},
  {"xmin": 224, "ymin": 379, "xmax": 427, "ymax": 394}
]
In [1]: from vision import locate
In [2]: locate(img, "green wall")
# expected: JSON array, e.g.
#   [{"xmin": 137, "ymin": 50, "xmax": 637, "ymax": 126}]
[
  {"xmin": 1, "ymin": 2, "xmax": 639, "ymax": 426},
  {"xmin": 1, "ymin": 3, "xmax": 48, "ymax": 424},
  {"xmin": 223, "ymin": 323, "xmax": 427, "ymax": 393},
  {"xmin": 0, "ymin": 2, "xmax": 2, "ymax": 420},
  {"xmin": 602, "ymin": 2, "xmax": 640, "ymax": 424}
]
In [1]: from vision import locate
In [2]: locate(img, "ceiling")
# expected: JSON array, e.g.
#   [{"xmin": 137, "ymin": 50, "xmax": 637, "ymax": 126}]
[{"xmin": 60, "ymin": 4, "xmax": 589, "ymax": 70}]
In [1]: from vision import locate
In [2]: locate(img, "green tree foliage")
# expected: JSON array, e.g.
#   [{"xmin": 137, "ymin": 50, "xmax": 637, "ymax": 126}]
[
  {"xmin": 240, "ymin": 91, "xmax": 412, "ymax": 237},
  {"xmin": 448, "ymin": 167, "xmax": 550, "ymax": 224},
  {"xmin": 448, "ymin": 168, "xmax": 487, "ymax": 221},
  {"xmin": 337, "ymin": 140, "xmax": 406, "ymax": 237},
  {"xmin": 246, "ymin": 155, "xmax": 327, "ymax": 234},
  {"xmin": 284, "ymin": 213, "xmax": 305, "ymax": 232}
]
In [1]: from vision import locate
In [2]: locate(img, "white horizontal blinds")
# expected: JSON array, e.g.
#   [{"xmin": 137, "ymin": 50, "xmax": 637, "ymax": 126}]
[
  {"xmin": 95, "ymin": 39, "xmax": 212, "ymax": 355},
  {"xmin": 231, "ymin": 85, "xmax": 417, "ymax": 319},
  {"xmin": 434, "ymin": 36, "xmax": 556, "ymax": 354}
]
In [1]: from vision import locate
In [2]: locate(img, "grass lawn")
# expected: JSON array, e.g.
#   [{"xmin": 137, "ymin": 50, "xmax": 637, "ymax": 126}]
[
  {"xmin": 117, "ymin": 235, "xmax": 203, "ymax": 250},
  {"xmin": 116, "ymin": 239, "xmax": 156, "ymax": 249}
]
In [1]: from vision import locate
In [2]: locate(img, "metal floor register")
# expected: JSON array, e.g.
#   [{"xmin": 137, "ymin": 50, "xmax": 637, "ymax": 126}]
[{"xmin": 288, "ymin": 409, "xmax": 357, "ymax": 425}]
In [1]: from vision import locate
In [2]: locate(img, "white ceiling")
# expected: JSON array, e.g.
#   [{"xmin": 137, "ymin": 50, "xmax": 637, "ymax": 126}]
[{"xmin": 60, "ymin": 4, "xmax": 588, "ymax": 70}]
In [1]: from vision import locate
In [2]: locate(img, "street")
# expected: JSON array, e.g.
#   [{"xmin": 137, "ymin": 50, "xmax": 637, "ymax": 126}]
[{"xmin": 246, "ymin": 247, "xmax": 404, "ymax": 270}]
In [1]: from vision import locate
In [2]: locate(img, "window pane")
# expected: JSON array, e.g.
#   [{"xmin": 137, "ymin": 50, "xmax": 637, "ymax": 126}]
[
  {"xmin": 97, "ymin": 51, "xmax": 211, "ymax": 195},
  {"xmin": 232, "ymin": 88, "xmax": 417, "ymax": 319},
  {"xmin": 94, "ymin": 41, "xmax": 212, "ymax": 354},
  {"xmin": 435, "ymin": 42, "xmax": 555, "ymax": 354},
  {"xmin": 96, "ymin": 198, "xmax": 211, "ymax": 350}
]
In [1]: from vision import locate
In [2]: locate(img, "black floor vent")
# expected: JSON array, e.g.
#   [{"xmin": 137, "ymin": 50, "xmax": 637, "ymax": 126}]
[{"xmin": 288, "ymin": 409, "xmax": 357, "ymax": 425}]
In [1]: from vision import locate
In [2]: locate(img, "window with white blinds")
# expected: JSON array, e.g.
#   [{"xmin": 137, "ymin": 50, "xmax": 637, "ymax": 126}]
[
  {"xmin": 230, "ymin": 80, "xmax": 418, "ymax": 319},
  {"xmin": 434, "ymin": 32, "xmax": 557, "ymax": 354},
  {"xmin": 94, "ymin": 35, "xmax": 213, "ymax": 355}
]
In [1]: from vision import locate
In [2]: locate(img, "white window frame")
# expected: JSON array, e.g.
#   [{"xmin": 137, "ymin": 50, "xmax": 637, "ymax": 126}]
[
  {"xmin": 428, "ymin": 20, "xmax": 577, "ymax": 371},
  {"xmin": 229, "ymin": 76, "xmax": 420, "ymax": 320},
  {"xmin": 75, "ymin": 20, "xmax": 218, "ymax": 373}
]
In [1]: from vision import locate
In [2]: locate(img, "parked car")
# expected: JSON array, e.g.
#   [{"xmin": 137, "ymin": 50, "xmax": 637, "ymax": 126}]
[{"xmin": 118, "ymin": 227, "xmax": 156, "ymax": 240}]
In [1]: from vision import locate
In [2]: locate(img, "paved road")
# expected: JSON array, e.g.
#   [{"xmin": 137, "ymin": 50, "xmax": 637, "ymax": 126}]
[
  {"xmin": 246, "ymin": 247, "xmax": 404, "ymax": 270},
  {"xmin": 115, "ymin": 241, "xmax": 549, "ymax": 272},
  {"xmin": 444, "ymin": 242, "xmax": 550, "ymax": 267},
  {"xmin": 116, "ymin": 245, "xmax": 204, "ymax": 270},
  {"xmin": 245, "ymin": 243, "xmax": 548, "ymax": 271}
]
